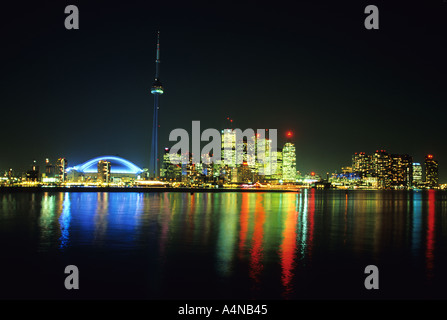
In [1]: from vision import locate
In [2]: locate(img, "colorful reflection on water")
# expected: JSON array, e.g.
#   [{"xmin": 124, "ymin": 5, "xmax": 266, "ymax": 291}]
[{"xmin": 1, "ymin": 190, "xmax": 447, "ymax": 299}]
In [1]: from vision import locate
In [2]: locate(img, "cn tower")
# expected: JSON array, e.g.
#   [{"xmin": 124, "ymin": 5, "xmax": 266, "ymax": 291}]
[{"xmin": 149, "ymin": 31, "xmax": 163, "ymax": 178}]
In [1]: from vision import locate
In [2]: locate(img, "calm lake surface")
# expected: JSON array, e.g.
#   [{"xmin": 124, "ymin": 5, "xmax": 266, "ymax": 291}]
[{"xmin": 1, "ymin": 189, "xmax": 447, "ymax": 300}]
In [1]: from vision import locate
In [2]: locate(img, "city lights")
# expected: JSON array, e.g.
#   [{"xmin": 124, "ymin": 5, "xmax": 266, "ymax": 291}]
[{"xmin": 0, "ymin": 148, "xmax": 441, "ymax": 190}]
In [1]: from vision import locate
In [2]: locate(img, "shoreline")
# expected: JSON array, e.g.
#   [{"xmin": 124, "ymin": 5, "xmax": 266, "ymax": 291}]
[
  {"xmin": 0, "ymin": 186, "xmax": 301, "ymax": 193},
  {"xmin": 0, "ymin": 186, "xmax": 442, "ymax": 193}
]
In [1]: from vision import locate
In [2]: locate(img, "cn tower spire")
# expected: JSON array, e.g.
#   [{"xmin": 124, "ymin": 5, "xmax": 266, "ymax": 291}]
[
  {"xmin": 155, "ymin": 30, "xmax": 160, "ymax": 79},
  {"xmin": 150, "ymin": 30, "xmax": 164, "ymax": 179}
]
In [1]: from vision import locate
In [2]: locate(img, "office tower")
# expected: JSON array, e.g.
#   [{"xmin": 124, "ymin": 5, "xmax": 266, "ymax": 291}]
[
  {"xmin": 97, "ymin": 160, "xmax": 111, "ymax": 184},
  {"xmin": 263, "ymin": 138, "xmax": 274, "ymax": 176},
  {"xmin": 149, "ymin": 31, "xmax": 164, "ymax": 178},
  {"xmin": 56, "ymin": 158, "xmax": 68, "ymax": 182},
  {"xmin": 390, "ymin": 154, "xmax": 413, "ymax": 189},
  {"xmin": 161, "ymin": 147, "xmax": 182, "ymax": 181},
  {"xmin": 282, "ymin": 142, "xmax": 297, "ymax": 182},
  {"xmin": 273, "ymin": 148, "xmax": 283, "ymax": 181},
  {"xmin": 352, "ymin": 152, "xmax": 373, "ymax": 177},
  {"xmin": 221, "ymin": 128, "xmax": 236, "ymax": 168},
  {"xmin": 412, "ymin": 162, "xmax": 423, "ymax": 186},
  {"xmin": 425, "ymin": 154, "xmax": 439, "ymax": 188},
  {"xmin": 246, "ymin": 133, "xmax": 256, "ymax": 169},
  {"xmin": 26, "ymin": 160, "xmax": 39, "ymax": 182},
  {"xmin": 373, "ymin": 150, "xmax": 392, "ymax": 189},
  {"xmin": 160, "ymin": 148, "xmax": 169, "ymax": 178},
  {"xmin": 44, "ymin": 158, "xmax": 55, "ymax": 177}
]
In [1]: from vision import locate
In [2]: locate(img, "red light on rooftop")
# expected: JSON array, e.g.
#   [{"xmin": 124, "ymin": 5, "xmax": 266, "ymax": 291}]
[
  {"xmin": 286, "ymin": 131, "xmax": 293, "ymax": 138},
  {"xmin": 311, "ymin": 172, "xmax": 315, "ymax": 176},
  {"xmin": 427, "ymin": 154, "xmax": 433, "ymax": 159}
]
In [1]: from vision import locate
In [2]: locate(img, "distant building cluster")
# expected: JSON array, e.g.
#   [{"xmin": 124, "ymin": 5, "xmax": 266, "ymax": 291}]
[
  {"xmin": 160, "ymin": 129, "xmax": 298, "ymax": 187},
  {"xmin": 1, "ymin": 148, "xmax": 443, "ymax": 190},
  {"xmin": 329, "ymin": 150, "xmax": 439, "ymax": 190},
  {"xmin": 0, "ymin": 156, "xmax": 143, "ymax": 187},
  {"xmin": 1, "ymin": 158, "xmax": 69, "ymax": 185}
]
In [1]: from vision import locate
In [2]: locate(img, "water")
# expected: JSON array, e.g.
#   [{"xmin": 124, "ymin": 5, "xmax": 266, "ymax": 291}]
[{"xmin": 1, "ymin": 189, "xmax": 447, "ymax": 300}]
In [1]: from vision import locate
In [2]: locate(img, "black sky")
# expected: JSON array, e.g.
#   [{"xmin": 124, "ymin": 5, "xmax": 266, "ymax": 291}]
[{"xmin": 1, "ymin": 0, "xmax": 446, "ymax": 181}]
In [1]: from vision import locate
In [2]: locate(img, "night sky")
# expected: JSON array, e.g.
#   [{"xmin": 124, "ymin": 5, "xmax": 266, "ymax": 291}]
[{"xmin": 1, "ymin": 1, "xmax": 446, "ymax": 181}]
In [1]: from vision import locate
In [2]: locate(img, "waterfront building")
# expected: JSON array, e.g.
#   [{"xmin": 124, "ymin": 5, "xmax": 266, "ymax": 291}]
[
  {"xmin": 56, "ymin": 158, "xmax": 68, "ymax": 182},
  {"xmin": 352, "ymin": 152, "xmax": 373, "ymax": 178},
  {"xmin": 272, "ymin": 148, "xmax": 283, "ymax": 181},
  {"xmin": 372, "ymin": 150, "xmax": 392, "ymax": 189},
  {"xmin": 221, "ymin": 128, "xmax": 236, "ymax": 168},
  {"xmin": 390, "ymin": 154, "xmax": 413, "ymax": 189},
  {"xmin": 412, "ymin": 162, "xmax": 423, "ymax": 186},
  {"xmin": 44, "ymin": 158, "xmax": 55, "ymax": 178},
  {"xmin": 425, "ymin": 154, "xmax": 439, "ymax": 188},
  {"xmin": 161, "ymin": 148, "xmax": 182, "ymax": 181},
  {"xmin": 282, "ymin": 142, "xmax": 297, "ymax": 182},
  {"xmin": 98, "ymin": 160, "xmax": 111, "ymax": 184},
  {"xmin": 26, "ymin": 160, "xmax": 39, "ymax": 182}
]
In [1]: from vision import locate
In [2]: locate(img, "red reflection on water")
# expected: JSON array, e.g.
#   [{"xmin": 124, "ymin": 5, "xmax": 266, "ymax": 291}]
[
  {"xmin": 249, "ymin": 196, "xmax": 265, "ymax": 283},
  {"xmin": 238, "ymin": 193, "xmax": 250, "ymax": 259},
  {"xmin": 426, "ymin": 190, "xmax": 435, "ymax": 279},
  {"xmin": 280, "ymin": 195, "xmax": 298, "ymax": 297}
]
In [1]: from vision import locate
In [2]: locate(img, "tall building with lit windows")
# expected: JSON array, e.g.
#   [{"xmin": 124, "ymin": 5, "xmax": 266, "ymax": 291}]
[
  {"xmin": 373, "ymin": 150, "xmax": 392, "ymax": 189},
  {"xmin": 160, "ymin": 147, "xmax": 182, "ymax": 181},
  {"xmin": 56, "ymin": 158, "xmax": 68, "ymax": 182},
  {"xmin": 412, "ymin": 162, "xmax": 423, "ymax": 186},
  {"xmin": 282, "ymin": 142, "xmax": 296, "ymax": 182},
  {"xmin": 390, "ymin": 154, "xmax": 412, "ymax": 189},
  {"xmin": 272, "ymin": 148, "xmax": 283, "ymax": 181},
  {"xmin": 425, "ymin": 154, "xmax": 439, "ymax": 188},
  {"xmin": 97, "ymin": 160, "xmax": 111, "ymax": 184},
  {"xmin": 352, "ymin": 152, "xmax": 373, "ymax": 177},
  {"xmin": 44, "ymin": 158, "xmax": 55, "ymax": 177},
  {"xmin": 221, "ymin": 129, "xmax": 236, "ymax": 168}
]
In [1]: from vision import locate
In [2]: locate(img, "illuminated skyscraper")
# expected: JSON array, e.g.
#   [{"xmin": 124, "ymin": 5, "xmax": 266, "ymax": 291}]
[
  {"xmin": 221, "ymin": 129, "xmax": 236, "ymax": 168},
  {"xmin": 282, "ymin": 142, "xmax": 296, "ymax": 182},
  {"xmin": 352, "ymin": 152, "xmax": 373, "ymax": 177},
  {"xmin": 272, "ymin": 148, "xmax": 283, "ymax": 181},
  {"xmin": 390, "ymin": 154, "xmax": 412, "ymax": 189},
  {"xmin": 425, "ymin": 154, "xmax": 439, "ymax": 188},
  {"xmin": 412, "ymin": 162, "xmax": 422, "ymax": 186},
  {"xmin": 44, "ymin": 158, "xmax": 55, "ymax": 177},
  {"xmin": 373, "ymin": 150, "xmax": 392, "ymax": 189},
  {"xmin": 56, "ymin": 158, "xmax": 68, "ymax": 182},
  {"xmin": 149, "ymin": 31, "xmax": 164, "ymax": 178},
  {"xmin": 161, "ymin": 147, "xmax": 182, "ymax": 181},
  {"xmin": 98, "ymin": 160, "xmax": 111, "ymax": 184}
]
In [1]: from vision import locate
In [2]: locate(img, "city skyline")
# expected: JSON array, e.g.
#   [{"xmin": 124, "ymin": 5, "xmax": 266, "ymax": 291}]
[
  {"xmin": 2, "ymin": 134, "xmax": 443, "ymax": 190},
  {"xmin": 1, "ymin": 2, "xmax": 446, "ymax": 181}
]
